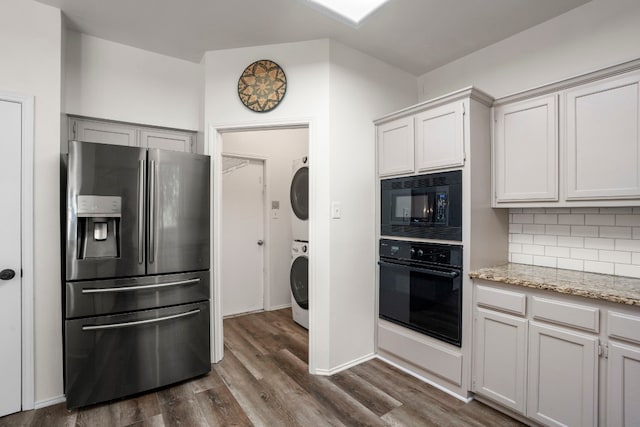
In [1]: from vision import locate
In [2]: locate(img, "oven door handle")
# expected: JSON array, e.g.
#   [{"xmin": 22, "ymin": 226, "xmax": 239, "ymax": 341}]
[{"xmin": 378, "ymin": 260, "xmax": 460, "ymax": 279}]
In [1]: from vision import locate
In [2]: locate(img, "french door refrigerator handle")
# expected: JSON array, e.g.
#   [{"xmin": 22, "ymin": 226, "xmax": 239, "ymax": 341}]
[
  {"xmin": 81, "ymin": 309, "xmax": 200, "ymax": 331},
  {"xmin": 149, "ymin": 160, "xmax": 156, "ymax": 264},
  {"xmin": 81, "ymin": 278, "xmax": 201, "ymax": 294},
  {"xmin": 138, "ymin": 160, "xmax": 146, "ymax": 264}
]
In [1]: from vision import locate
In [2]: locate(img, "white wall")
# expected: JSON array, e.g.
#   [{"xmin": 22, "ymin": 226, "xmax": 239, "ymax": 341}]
[
  {"xmin": 64, "ymin": 31, "xmax": 202, "ymax": 130},
  {"xmin": 204, "ymin": 39, "xmax": 416, "ymax": 372},
  {"xmin": 0, "ymin": 0, "xmax": 62, "ymax": 403},
  {"xmin": 222, "ymin": 128, "xmax": 308, "ymax": 309},
  {"xmin": 418, "ymin": 0, "xmax": 640, "ymax": 100}
]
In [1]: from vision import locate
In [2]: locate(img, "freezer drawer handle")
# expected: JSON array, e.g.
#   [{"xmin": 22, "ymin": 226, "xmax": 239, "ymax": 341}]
[
  {"xmin": 81, "ymin": 278, "xmax": 201, "ymax": 294},
  {"xmin": 81, "ymin": 308, "xmax": 201, "ymax": 331}
]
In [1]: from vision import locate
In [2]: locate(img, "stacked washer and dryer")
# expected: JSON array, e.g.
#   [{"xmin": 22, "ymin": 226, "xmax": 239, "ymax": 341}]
[{"xmin": 289, "ymin": 156, "xmax": 309, "ymax": 329}]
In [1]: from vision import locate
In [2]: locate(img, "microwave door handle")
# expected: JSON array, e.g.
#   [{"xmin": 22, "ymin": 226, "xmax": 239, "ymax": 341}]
[{"xmin": 378, "ymin": 260, "xmax": 459, "ymax": 279}]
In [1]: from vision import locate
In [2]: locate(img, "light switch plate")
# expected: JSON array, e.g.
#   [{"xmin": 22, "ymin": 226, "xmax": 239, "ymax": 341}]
[{"xmin": 331, "ymin": 201, "xmax": 341, "ymax": 219}]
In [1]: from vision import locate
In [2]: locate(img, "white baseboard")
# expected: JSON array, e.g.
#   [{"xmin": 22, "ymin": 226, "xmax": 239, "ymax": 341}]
[
  {"xmin": 268, "ymin": 303, "xmax": 292, "ymax": 311},
  {"xmin": 314, "ymin": 352, "xmax": 376, "ymax": 376},
  {"xmin": 376, "ymin": 355, "xmax": 473, "ymax": 403},
  {"xmin": 34, "ymin": 394, "xmax": 66, "ymax": 409}
]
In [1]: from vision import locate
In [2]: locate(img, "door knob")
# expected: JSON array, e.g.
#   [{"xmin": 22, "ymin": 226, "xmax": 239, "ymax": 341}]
[
  {"xmin": 257, "ymin": 240, "xmax": 264, "ymax": 246},
  {"xmin": 0, "ymin": 269, "xmax": 16, "ymax": 280}
]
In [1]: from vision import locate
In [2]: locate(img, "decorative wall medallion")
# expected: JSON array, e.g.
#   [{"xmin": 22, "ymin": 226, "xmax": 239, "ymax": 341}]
[{"xmin": 237, "ymin": 59, "xmax": 287, "ymax": 112}]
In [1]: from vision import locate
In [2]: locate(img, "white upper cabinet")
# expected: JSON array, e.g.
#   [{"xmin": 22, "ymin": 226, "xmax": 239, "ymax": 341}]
[
  {"xmin": 377, "ymin": 116, "xmax": 414, "ymax": 176},
  {"xmin": 70, "ymin": 118, "xmax": 137, "ymax": 147},
  {"xmin": 564, "ymin": 71, "xmax": 640, "ymax": 200},
  {"xmin": 140, "ymin": 129, "xmax": 193, "ymax": 153},
  {"xmin": 415, "ymin": 102, "xmax": 464, "ymax": 172},
  {"xmin": 494, "ymin": 95, "xmax": 558, "ymax": 202}
]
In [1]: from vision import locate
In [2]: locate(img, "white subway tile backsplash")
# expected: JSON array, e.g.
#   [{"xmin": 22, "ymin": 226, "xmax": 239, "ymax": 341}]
[
  {"xmin": 615, "ymin": 239, "xmax": 640, "ymax": 252},
  {"xmin": 557, "ymin": 236, "xmax": 584, "ymax": 248},
  {"xmin": 600, "ymin": 226, "xmax": 632, "ymax": 239},
  {"xmin": 585, "ymin": 214, "xmax": 615, "ymax": 226},
  {"xmin": 600, "ymin": 207, "xmax": 633, "ymax": 214},
  {"xmin": 534, "ymin": 256, "xmax": 557, "ymax": 268},
  {"xmin": 557, "ymin": 258, "xmax": 584, "ymax": 271},
  {"xmin": 511, "ymin": 253, "xmax": 533, "ymax": 265},
  {"xmin": 584, "ymin": 261, "xmax": 614, "ymax": 275},
  {"xmin": 512, "ymin": 234, "xmax": 534, "ymax": 244},
  {"xmin": 584, "ymin": 237, "xmax": 615, "ymax": 250},
  {"xmin": 599, "ymin": 250, "xmax": 631, "ymax": 264},
  {"xmin": 615, "ymin": 263, "xmax": 640, "ymax": 278},
  {"xmin": 523, "ymin": 224, "xmax": 546, "ymax": 235},
  {"xmin": 570, "ymin": 248, "xmax": 599, "ymax": 261},
  {"xmin": 616, "ymin": 215, "xmax": 640, "ymax": 227},
  {"xmin": 522, "ymin": 244, "xmax": 545, "ymax": 256},
  {"xmin": 534, "ymin": 235, "xmax": 557, "ymax": 246},
  {"xmin": 558, "ymin": 214, "xmax": 585, "ymax": 225},
  {"xmin": 571, "ymin": 226, "xmax": 599, "ymax": 237},
  {"xmin": 545, "ymin": 225, "xmax": 571, "ymax": 236},
  {"xmin": 509, "ymin": 208, "xmax": 640, "ymax": 277},
  {"xmin": 512, "ymin": 214, "xmax": 534, "ymax": 224},
  {"xmin": 546, "ymin": 246, "xmax": 571, "ymax": 258},
  {"xmin": 534, "ymin": 214, "xmax": 558, "ymax": 225}
]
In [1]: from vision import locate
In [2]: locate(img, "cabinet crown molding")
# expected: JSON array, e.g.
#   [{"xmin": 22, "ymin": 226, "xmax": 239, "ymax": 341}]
[
  {"xmin": 374, "ymin": 86, "xmax": 493, "ymax": 125},
  {"xmin": 493, "ymin": 57, "xmax": 640, "ymax": 107}
]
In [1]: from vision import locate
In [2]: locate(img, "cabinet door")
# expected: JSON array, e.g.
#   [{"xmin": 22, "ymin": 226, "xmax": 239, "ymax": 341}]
[
  {"xmin": 527, "ymin": 321, "xmax": 598, "ymax": 427},
  {"xmin": 474, "ymin": 308, "xmax": 527, "ymax": 414},
  {"xmin": 415, "ymin": 102, "xmax": 464, "ymax": 172},
  {"xmin": 565, "ymin": 72, "xmax": 640, "ymax": 200},
  {"xmin": 70, "ymin": 118, "xmax": 137, "ymax": 147},
  {"xmin": 377, "ymin": 117, "xmax": 414, "ymax": 176},
  {"xmin": 140, "ymin": 129, "xmax": 193, "ymax": 153},
  {"xmin": 494, "ymin": 95, "xmax": 558, "ymax": 203},
  {"xmin": 607, "ymin": 341, "xmax": 640, "ymax": 427}
]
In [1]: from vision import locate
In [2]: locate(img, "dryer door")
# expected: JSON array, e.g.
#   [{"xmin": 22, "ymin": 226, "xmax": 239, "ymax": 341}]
[
  {"xmin": 290, "ymin": 166, "xmax": 309, "ymax": 220},
  {"xmin": 290, "ymin": 255, "xmax": 308, "ymax": 309}
]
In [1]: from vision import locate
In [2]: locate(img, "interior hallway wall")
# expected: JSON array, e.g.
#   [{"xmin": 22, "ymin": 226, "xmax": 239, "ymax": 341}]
[
  {"xmin": 0, "ymin": 0, "xmax": 63, "ymax": 404},
  {"xmin": 222, "ymin": 128, "xmax": 309, "ymax": 310}
]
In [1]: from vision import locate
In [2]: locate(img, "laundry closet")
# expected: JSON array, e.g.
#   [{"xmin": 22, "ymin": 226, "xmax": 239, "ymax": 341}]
[{"xmin": 220, "ymin": 128, "xmax": 309, "ymax": 331}]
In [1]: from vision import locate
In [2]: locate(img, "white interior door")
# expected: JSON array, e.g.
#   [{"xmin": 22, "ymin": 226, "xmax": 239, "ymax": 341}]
[
  {"xmin": 0, "ymin": 99, "xmax": 23, "ymax": 417},
  {"xmin": 221, "ymin": 157, "xmax": 265, "ymax": 317}
]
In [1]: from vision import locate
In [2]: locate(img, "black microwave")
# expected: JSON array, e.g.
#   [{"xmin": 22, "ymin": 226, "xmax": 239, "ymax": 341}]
[{"xmin": 381, "ymin": 170, "xmax": 462, "ymax": 241}]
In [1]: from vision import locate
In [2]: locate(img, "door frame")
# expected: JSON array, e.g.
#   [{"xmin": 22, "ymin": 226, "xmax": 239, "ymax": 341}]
[
  {"xmin": 0, "ymin": 91, "xmax": 35, "ymax": 410},
  {"xmin": 208, "ymin": 120, "xmax": 315, "ymax": 372},
  {"xmin": 220, "ymin": 153, "xmax": 269, "ymax": 313}
]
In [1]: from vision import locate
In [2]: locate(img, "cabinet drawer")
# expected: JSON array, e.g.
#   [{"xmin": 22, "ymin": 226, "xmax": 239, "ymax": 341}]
[
  {"xmin": 531, "ymin": 296, "xmax": 599, "ymax": 332},
  {"xmin": 608, "ymin": 311, "xmax": 640, "ymax": 345},
  {"xmin": 476, "ymin": 285, "xmax": 526, "ymax": 316}
]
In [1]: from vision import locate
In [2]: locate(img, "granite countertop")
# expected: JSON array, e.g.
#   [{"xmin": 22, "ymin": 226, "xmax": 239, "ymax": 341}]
[{"xmin": 469, "ymin": 263, "xmax": 640, "ymax": 307}]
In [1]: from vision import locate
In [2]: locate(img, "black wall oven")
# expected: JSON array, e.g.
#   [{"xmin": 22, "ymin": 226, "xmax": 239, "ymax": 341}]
[
  {"xmin": 381, "ymin": 170, "xmax": 462, "ymax": 241},
  {"xmin": 378, "ymin": 239, "xmax": 462, "ymax": 347}
]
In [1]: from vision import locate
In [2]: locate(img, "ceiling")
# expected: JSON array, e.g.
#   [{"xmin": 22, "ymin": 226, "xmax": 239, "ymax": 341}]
[{"xmin": 35, "ymin": 0, "xmax": 590, "ymax": 76}]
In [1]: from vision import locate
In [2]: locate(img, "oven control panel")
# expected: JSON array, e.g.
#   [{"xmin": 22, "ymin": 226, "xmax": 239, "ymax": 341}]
[{"xmin": 380, "ymin": 239, "xmax": 462, "ymax": 268}]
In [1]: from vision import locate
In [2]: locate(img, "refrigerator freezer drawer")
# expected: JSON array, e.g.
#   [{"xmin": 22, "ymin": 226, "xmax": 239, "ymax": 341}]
[
  {"xmin": 65, "ymin": 271, "xmax": 210, "ymax": 319},
  {"xmin": 64, "ymin": 301, "xmax": 210, "ymax": 409}
]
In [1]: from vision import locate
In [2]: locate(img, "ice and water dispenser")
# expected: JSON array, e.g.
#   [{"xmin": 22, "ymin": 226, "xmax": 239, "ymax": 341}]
[{"xmin": 76, "ymin": 195, "xmax": 122, "ymax": 259}]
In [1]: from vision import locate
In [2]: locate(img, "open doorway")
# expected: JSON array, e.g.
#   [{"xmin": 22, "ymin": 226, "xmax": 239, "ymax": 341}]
[{"xmin": 216, "ymin": 126, "xmax": 310, "ymax": 356}]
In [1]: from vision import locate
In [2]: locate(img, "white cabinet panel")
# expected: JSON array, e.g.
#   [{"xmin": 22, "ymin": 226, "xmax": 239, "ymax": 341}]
[
  {"xmin": 474, "ymin": 308, "xmax": 527, "ymax": 414},
  {"xmin": 494, "ymin": 95, "xmax": 558, "ymax": 203},
  {"xmin": 565, "ymin": 72, "xmax": 640, "ymax": 200},
  {"xmin": 377, "ymin": 117, "xmax": 414, "ymax": 176},
  {"xmin": 415, "ymin": 102, "xmax": 464, "ymax": 172},
  {"xmin": 607, "ymin": 341, "xmax": 640, "ymax": 427},
  {"xmin": 527, "ymin": 321, "xmax": 598, "ymax": 427},
  {"xmin": 70, "ymin": 118, "xmax": 137, "ymax": 147},
  {"xmin": 141, "ymin": 129, "xmax": 193, "ymax": 153}
]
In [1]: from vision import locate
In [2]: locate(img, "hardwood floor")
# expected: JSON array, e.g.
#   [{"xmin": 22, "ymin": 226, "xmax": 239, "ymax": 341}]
[{"xmin": 0, "ymin": 308, "xmax": 524, "ymax": 426}]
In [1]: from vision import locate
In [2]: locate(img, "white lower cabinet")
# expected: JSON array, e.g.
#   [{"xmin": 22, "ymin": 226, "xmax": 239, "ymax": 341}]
[
  {"xmin": 527, "ymin": 321, "xmax": 598, "ymax": 427},
  {"xmin": 474, "ymin": 308, "xmax": 527, "ymax": 414},
  {"xmin": 607, "ymin": 341, "xmax": 640, "ymax": 427}
]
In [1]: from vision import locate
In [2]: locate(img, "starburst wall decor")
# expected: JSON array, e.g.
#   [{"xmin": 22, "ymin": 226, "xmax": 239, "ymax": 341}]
[{"xmin": 237, "ymin": 59, "xmax": 287, "ymax": 112}]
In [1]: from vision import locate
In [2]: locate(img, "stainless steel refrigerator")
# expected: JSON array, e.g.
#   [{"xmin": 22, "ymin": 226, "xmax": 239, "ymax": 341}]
[{"xmin": 62, "ymin": 140, "xmax": 211, "ymax": 408}]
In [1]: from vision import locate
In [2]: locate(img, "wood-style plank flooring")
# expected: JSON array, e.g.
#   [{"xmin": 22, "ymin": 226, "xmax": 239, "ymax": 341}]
[{"xmin": 0, "ymin": 308, "xmax": 524, "ymax": 426}]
